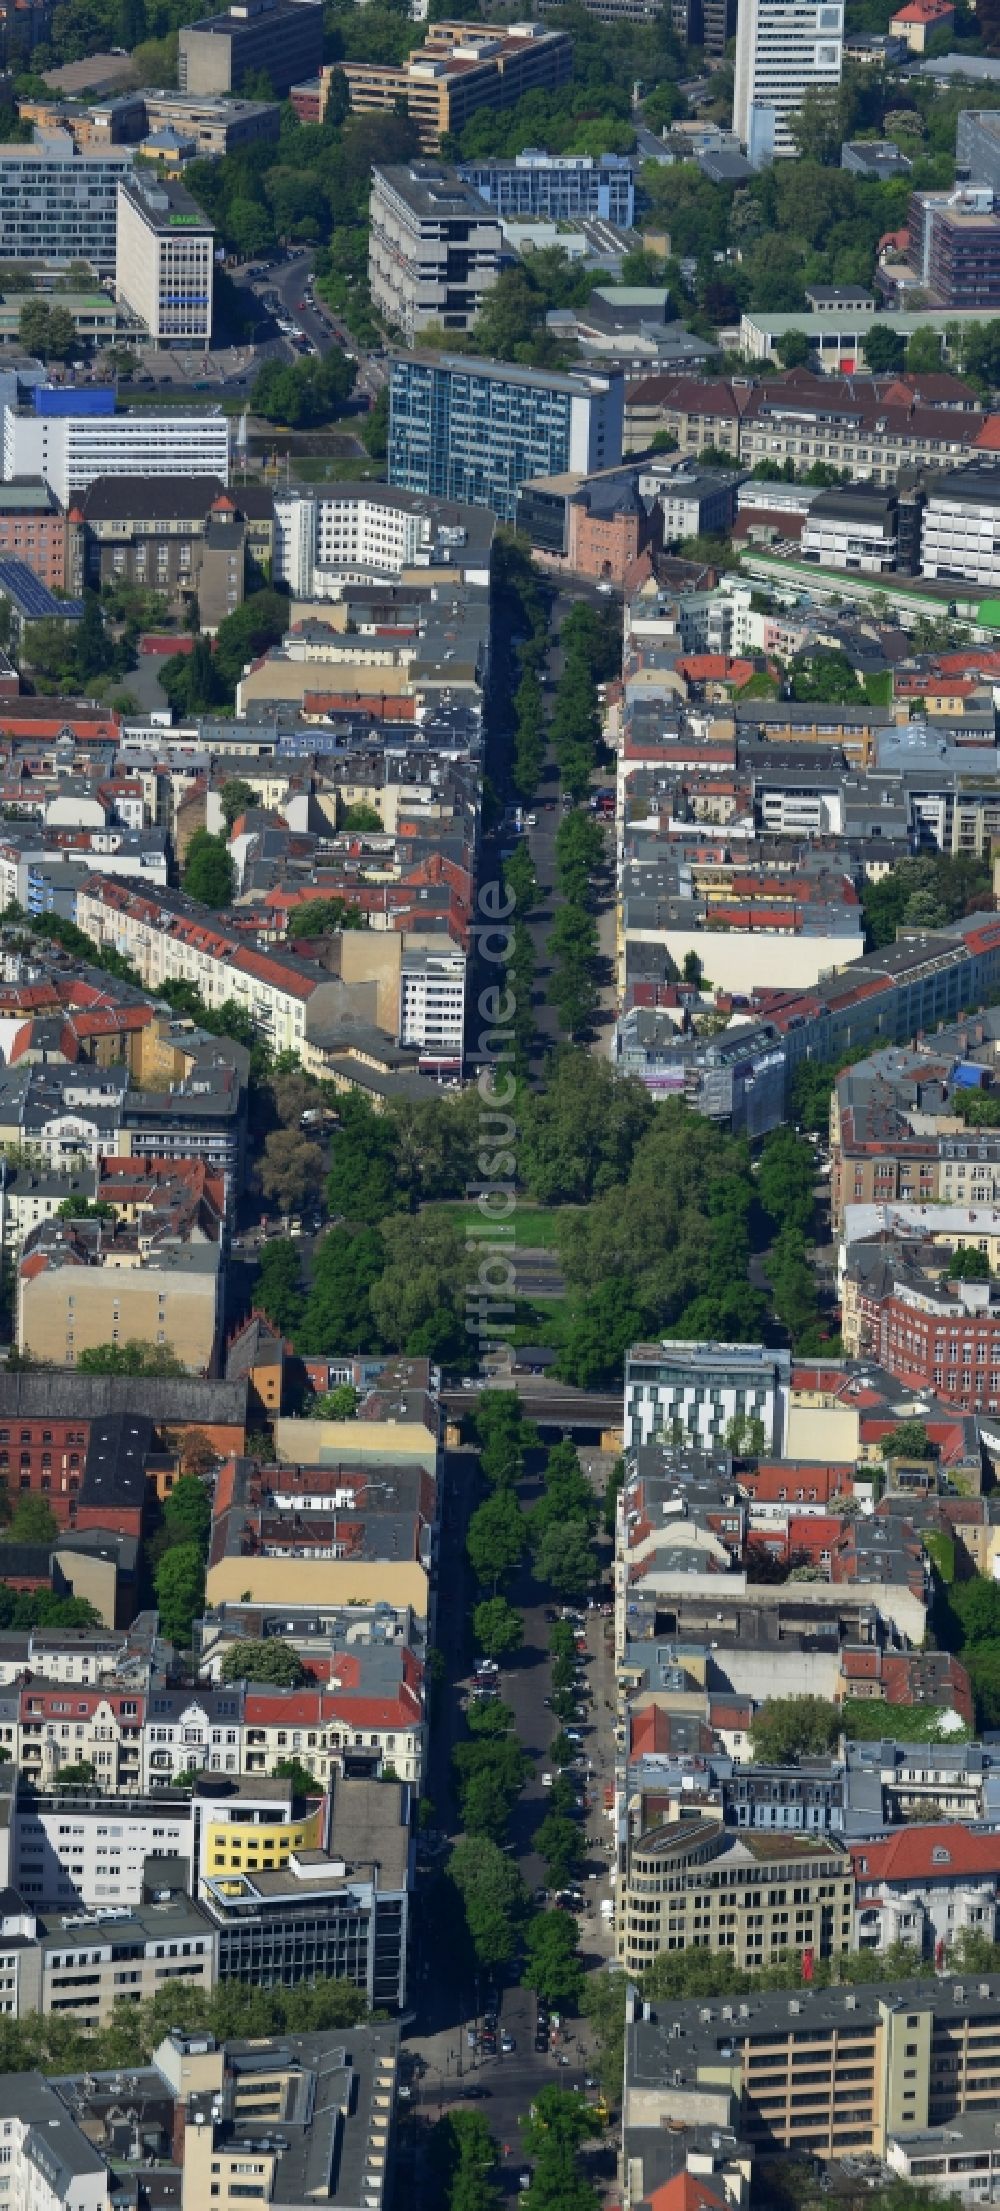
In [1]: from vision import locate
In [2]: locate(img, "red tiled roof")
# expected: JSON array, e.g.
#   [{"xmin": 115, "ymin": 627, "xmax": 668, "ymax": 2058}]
[
  {"xmin": 630, "ymin": 1706, "xmax": 674, "ymax": 1757},
  {"xmin": 851, "ymin": 1823, "xmax": 1000, "ymax": 1884},
  {"xmin": 647, "ymin": 2178, "xmax": 728, "ymax": 2211},
  {"xmin": 891, "ymin": 0, "xmax": 953, "ymax": 18}
]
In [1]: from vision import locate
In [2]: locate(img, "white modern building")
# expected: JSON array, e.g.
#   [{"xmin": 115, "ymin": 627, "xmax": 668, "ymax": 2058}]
[
  {"xmin": 272, "ymin": 480, "xmax": 493, "ymax": 595},
  {"xmin": 115, "ymin": 172, "xmax": 214, "ymax": 347},
  {"xmin": 400, "ymin": 945, "xmax": 465, "ymax": 1073},
  {"xmin": 369, "ymin": 161, "xmax": 507, "ymax": 341},
  {"xmin": 3, "ymin": 403, "xmax": 230, "ymax": 505},
  {"xmin": 919, "ymin": 460, "xmax": 1000, "ymax": 587},
  {"xmin": 624, "ymin": 1340, "xmax": 792, "ymax": 1450},
  {"xmin": 458, "ymin": 147, "xmax": 636, "ymax": 226},
  {"xmin": 800, "ymin": 484, "xmax": 900, "ymax": 572},
  {"xmin": 0, "ymin": 134, "xmax": 133, "ymax": 268},
  {"xmin": 733, "ymin": 0, "xmax": 844, "ymax": 162}
]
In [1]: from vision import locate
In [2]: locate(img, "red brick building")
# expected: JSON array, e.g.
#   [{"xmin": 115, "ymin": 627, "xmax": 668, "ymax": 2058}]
[
  {"xmin": 878, "ymin": 1276, "xmax": 1000, "ymax": 1413},
  {"xmin": 0, "ymin": 483, "xmax": 66, "ymax": 592},
  {"xmin": 0, "ymin": 1416, "xmax": 89, "ymax": 1523}
]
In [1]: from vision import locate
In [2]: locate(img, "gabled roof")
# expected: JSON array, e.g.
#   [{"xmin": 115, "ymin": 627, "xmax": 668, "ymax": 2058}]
[{"xmin": 851, "ymin": 1823, "xmax": 1000, "ymax": 1884}]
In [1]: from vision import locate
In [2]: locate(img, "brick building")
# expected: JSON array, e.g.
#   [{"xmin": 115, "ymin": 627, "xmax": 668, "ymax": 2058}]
[{"xmin": 0, "ymin": 482, "xmax": 66, "ymax": 590}]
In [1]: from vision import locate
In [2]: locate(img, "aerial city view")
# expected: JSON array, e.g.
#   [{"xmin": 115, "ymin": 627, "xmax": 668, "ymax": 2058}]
[{"xmin": 11, "ymin": 0, "xmax": 1000, "ymax": 2207}]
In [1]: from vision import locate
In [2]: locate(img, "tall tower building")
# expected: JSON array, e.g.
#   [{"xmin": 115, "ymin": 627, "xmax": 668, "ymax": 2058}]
[{"xmin": 733, "ymin": 0, "xmax": 843, "ymax": 162}]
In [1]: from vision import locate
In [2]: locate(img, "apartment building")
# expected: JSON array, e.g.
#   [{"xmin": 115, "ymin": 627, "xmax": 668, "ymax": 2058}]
[
  {"xmin": 0, "ymin": 480, "xmax": 66, "ymax": 591},
  {"xmin": 206, "ymin": 1452, "xmax": 436, "ymax": 1623},
  {"xmin": 389, "ymin": 350, "xmax": 624, "ymax": 524},
  {"xmin": 733, "ymin": 0, "xmax": 844, "ymax": 162},
  {"xmin": 617, "ymin": 1818, "xmax": 853, "ymax": 1975},
  {"xmin": 624, "ymin": 1974, "xmax": 1000, "ymax": 2159},
  {"xmin": 176, "ymin": 2024, "xmax": 399, "ymax": 2211},
  {"xmin": 0, "ymin": 2022, "xmax": 398, "ymax": 2211},
  {"xmin": 16, "ymin": 1214, "xmax": 222, "ymax": 1375},
  {"xmin": 829, "ymin": 1034, "xmax": 1000, "ymax": 1232},
  {"xmin": 853, "ymin": 1824, "xmax": 1000, "ymax": 1955},
  {"xmin": 906, "ymin": 187, "xmax": 1000, "ymax": 311},
  {"xmin": 332, "ymin": 20, "xmax": 572, "ymax": 153},
  {"xmin": 400, "ymin": 945, "xmax": 465, "ymax": 1072},
  {"xmin": 890, "ymin": 0, "xmax": 954, "ymax": 48},
  {"xmin": 74, "ymin": 877, "xmax": 318, "ymax": 1058},
  {"xmin": 3, "ymin": 400, "xmax": 230, "ymax": 507},
  {"xmin": 115, "ymin": 173, "xmax": 214, "ymax": 347},
  {"xmin": 369, "ymin": 162, "xmax": 507, "ymax": 341},
  {"xmin": 179, "ymin": 0, "xmax": 323, "ymax": 97},
  {"xmin": 0, "ymin": 137, "xmax": 132, "ymax": 268},
  {"xmin": 17, "ymin": 1681, "xmax": 146, "ymax": 1792},
  {"xmin": 624, "ymin": 1342, "xmax": 791, "ymax": 1452},
  {"xmin": 458, "ymin": 147, "xmax": 636, "ymax": 225}
]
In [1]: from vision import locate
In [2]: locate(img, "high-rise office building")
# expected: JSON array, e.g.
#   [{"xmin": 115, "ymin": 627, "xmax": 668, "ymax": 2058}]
[
  {"xmin": 733, "ymin": 0, "xmax": 844, "ymax": 162},
  {"xmin": 0, "ymin": 136, "xmax": 132, "ymax": 268},
  {"xmin": 179, "ymin": 0, "xmax": 323, "ymax": 97},
  {"xmin": 369, "ymin": 163, "xmax": 507, "ymax": 341},
  {"xmin": 388, "ymin": 351, "xmax": 623, "ymax": 524},
  {"xmin": 115, "ymin": 174, "xmax": 214, "ymax": 347}
]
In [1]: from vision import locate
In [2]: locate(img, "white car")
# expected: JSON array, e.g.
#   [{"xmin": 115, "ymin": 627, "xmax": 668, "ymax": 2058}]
[{"xmin": 541, "ymin": 1772, "xmax": 554, "ymax": 1788}]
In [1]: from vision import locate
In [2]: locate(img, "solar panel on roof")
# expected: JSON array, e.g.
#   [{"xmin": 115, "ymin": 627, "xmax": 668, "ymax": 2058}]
[{"xmin": 0, "ymin": 560, "xmax": 83, "ymax": 621}]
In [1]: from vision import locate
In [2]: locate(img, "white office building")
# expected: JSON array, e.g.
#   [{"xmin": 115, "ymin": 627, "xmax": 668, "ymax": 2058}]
[
  {"xmin": 272, "ymin": 481, "xmax": 493, "ymax": 596},
  {"xmin": 800, "ymin": 484, "xmax": 900, "ymax": 573},
  {"xmin": 3, "ymin": 404, "xmax": 230, "ymax": 506},
  {"xmin": 115, "ymin": 173, "xmax": 214, "ymax": 347},
  {"xmin": 400, "ymin": 945, "xmax": 466, "ymax": 1072},
  {"xmin": 0, "ymin": 134, "xmax": 133, "ymax": 269},
  {"xmin": 624, "ymin": 1340, "xmax": 792, "ymax": 1451},
  {"xmin": 920, "ymin": 461, "xmax": 1000, "ymax": 587},
  {"xmin": 369, "ymin": 161, "xmax": 507, "ymax": 341},
  {"xmin": 733, "ymin": 0, "xmax": 844, "ymax": 162}
]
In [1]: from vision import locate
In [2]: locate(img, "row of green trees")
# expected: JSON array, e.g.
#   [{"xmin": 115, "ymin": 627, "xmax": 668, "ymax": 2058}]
[{"xmin": 0, "ymin": 1969, "xmax": 369, "ymax": 2082}]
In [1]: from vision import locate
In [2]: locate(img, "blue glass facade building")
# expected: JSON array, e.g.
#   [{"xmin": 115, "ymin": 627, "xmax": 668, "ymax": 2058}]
[{"xmin": 388, "ymin": 351, "xmax": 623, "ymax": 524}]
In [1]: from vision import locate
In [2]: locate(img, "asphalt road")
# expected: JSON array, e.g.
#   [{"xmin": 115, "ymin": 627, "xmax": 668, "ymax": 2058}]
[
  {"xmin": 402, "ymin": 1446, "xmax": 619, "ymax": 2206},
  {"xmin": 249, "ymin": 250, "xmax": 387, "ymax": 401},
  {"xmin": 510, "ymin": 580, "xmax": 620, "ymax": 1072}
]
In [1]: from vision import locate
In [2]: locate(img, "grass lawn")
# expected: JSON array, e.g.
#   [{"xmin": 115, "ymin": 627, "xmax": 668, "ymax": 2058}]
[
  {"xmin": 425, "ymin": 1201, "xmax": 578, "ymax": 1248},
  {"xmin": 510, "ymin": 1295, "xmax": 570, "ymax": 1349}
]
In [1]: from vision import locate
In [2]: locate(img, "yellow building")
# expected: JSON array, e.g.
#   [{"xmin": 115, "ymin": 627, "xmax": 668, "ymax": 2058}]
[
  {"xmin": 201, "ymin": 1797, "xmax": 324, "ymax": 1880},
  {"xmin": 617, "ymin": 1818, "xmax": 854, "ymax": 1977},
  {"xmin": 624, "ymin": 1974, "xmax": 1000, "ymax": 2162},
  {"xmin": 331, "ymin": 20, "xmax": 571, "ymax": 151},
  {"xmin": 17, "ymin": 1230, "xmax": 221, "ymax": 1375},
  {"xmin": 152, "ymin": 2020, "xmax": 399, "ymax": 2211}
]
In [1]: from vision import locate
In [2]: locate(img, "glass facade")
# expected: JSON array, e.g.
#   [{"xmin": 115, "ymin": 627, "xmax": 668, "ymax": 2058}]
[{"xmin": 389, "ymin": 356, "xmax": 577, "ymax": 524}]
